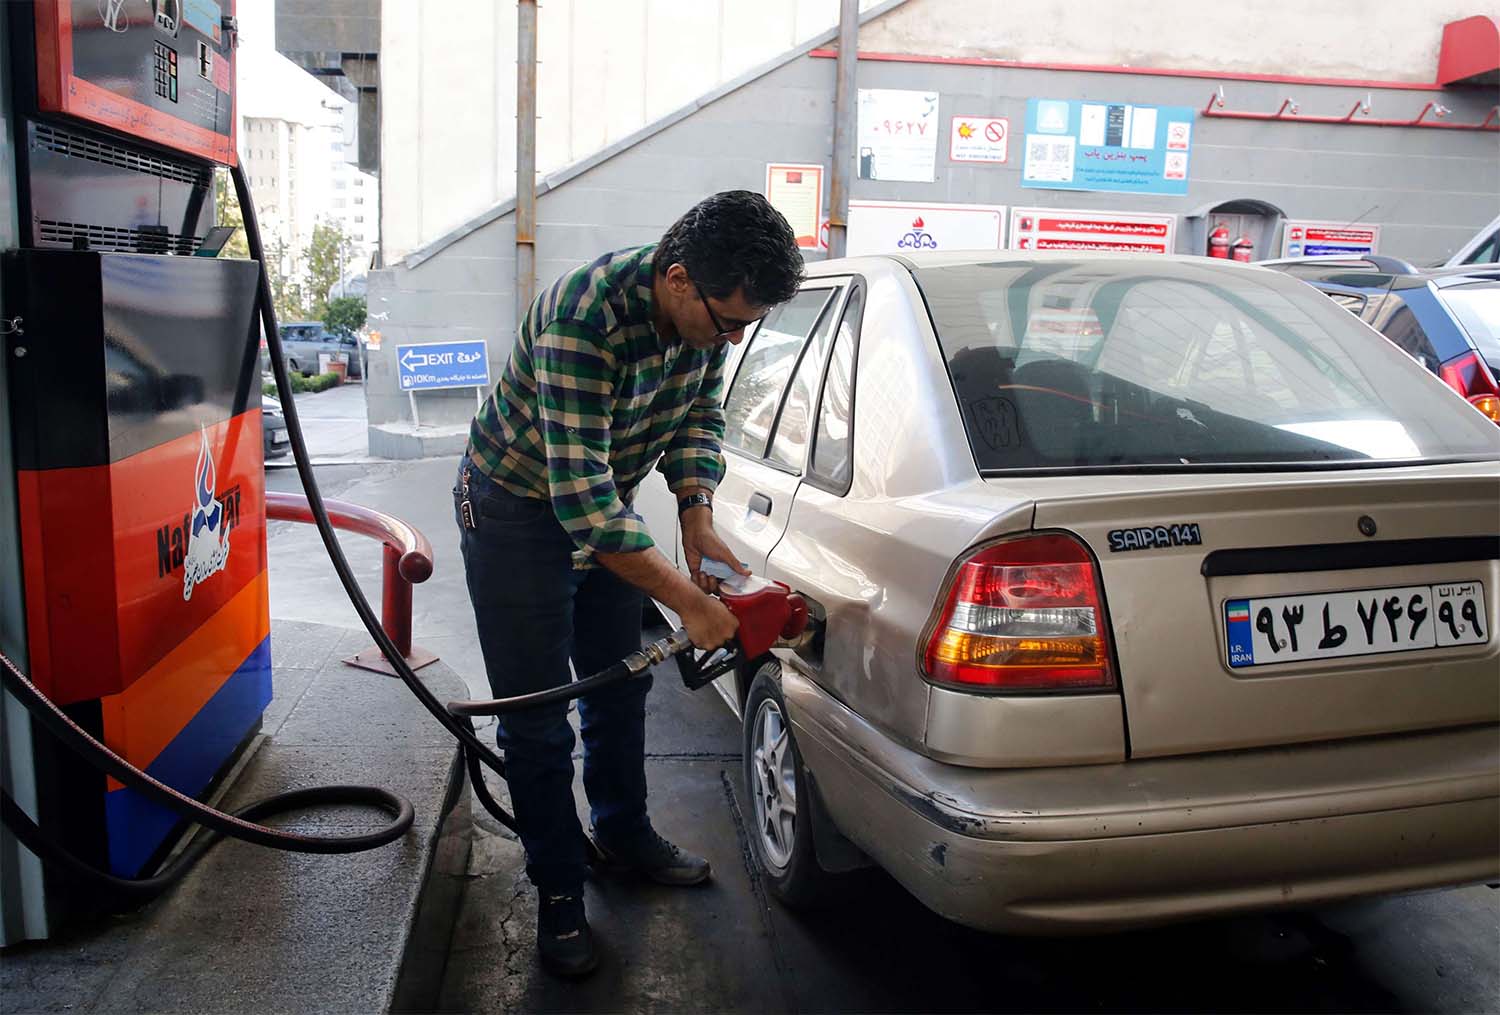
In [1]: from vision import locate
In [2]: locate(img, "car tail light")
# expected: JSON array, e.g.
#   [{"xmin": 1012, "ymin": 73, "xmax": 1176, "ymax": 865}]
[
  {"xmin": 923, "ymin": 533, "xmax": 1116, "ymax": 692},
  {"xmin": 1438, "ymin": 351, "xmax": 1500, "ymax": 424}
]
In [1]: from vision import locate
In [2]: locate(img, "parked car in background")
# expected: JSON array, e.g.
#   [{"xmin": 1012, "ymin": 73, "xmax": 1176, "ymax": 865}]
[
  {"xmin": 632, "ymin": 252, "xmax": 1500, "ymax": 934},
  {"xmin": 1445, "ymin": 214, "xmax": 1500, "ymax": 267},
  {"xmin": 1262, "ymin": 256, "xmax": 1500, "ymax": 424},
  {"xmin": 262, "ymin": 394, "xmax": 289, "ymax": 461},
  {"xmin": 278, "ymin": 321, "xmax": 363, "ymax": 380}
]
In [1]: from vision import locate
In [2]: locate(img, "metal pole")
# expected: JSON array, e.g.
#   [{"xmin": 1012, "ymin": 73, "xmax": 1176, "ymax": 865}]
[
  {"xmin": 827, "ymin": 0, "xmax": 858, "ymax": 259},
  {"xmin": 516, "ymin": 0, "xmax": 538, "ymax": 321}
]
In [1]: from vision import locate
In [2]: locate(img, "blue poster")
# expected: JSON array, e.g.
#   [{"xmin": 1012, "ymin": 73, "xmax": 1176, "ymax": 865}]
[{"xmin": 1022, "ymin": 99, "xmax": 1195, "ymax": 196}]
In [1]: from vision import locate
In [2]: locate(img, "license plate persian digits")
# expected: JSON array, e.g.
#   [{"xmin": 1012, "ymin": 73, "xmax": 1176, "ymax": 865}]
[{"xmin": 1225, "ymin": 581, "xmax": 1488, "ymax": 668}]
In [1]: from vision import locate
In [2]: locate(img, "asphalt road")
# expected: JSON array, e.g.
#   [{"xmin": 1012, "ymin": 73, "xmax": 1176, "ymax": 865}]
[
  {"xmin": 436, "ymin": 654, "xmax": 1500, "ymax": 1014},
  {"xmin": 265, "ymin": 454, "xmax": 1500, "ymax": 1014}
]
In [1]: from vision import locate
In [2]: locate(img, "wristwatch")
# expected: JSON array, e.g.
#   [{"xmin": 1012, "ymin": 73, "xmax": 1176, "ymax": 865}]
[{"xmin": 677, "ymin": 491, "xmax": 712, "ymax": 515}]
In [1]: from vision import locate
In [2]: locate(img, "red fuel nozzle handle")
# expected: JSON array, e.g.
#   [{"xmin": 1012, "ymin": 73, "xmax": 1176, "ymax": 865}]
[{"xmin": 676, "ymin": 583, "xmax": 809, "ymax": 691}]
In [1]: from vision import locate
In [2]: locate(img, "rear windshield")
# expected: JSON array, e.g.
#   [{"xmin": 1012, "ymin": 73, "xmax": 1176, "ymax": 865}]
[
  {"xmin": 916, "ymin": 260, "xmax": 1500, "ymax": 471},
  {"xmin": 1437, "ymin": 283, "xmax": 1500, "ymax": 366}
]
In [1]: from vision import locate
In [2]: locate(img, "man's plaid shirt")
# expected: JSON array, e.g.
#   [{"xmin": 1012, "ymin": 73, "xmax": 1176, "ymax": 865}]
[{"xmin": 467, "ymin": 244, "xmax": 728, "ymax": 569}]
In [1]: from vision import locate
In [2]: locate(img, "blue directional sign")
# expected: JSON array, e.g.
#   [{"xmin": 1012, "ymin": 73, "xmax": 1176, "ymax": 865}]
[{"xmin": 395, "ymin": 340, "xmax": 490, "ymax": 391}]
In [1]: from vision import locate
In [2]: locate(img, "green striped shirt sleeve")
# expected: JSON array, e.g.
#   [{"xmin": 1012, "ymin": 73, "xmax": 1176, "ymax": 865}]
[
  {"xmin": 658, "ymin": 342, "xmax": 728, "ymax": 494},
  {"xmin": 532, "ymin": 320, "xmax": 656, "ymax": 565}
]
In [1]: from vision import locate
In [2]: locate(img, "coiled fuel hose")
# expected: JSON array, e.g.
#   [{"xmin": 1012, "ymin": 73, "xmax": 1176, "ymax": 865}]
[{"xmin": 0, "ymin": 161, "xmax": 548, "ymax": 907}]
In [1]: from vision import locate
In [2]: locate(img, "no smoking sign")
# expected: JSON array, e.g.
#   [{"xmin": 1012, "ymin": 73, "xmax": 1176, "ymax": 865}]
[{"xmin": 950, "ymin": 115, "xmax": 1009, "ymax": 163}]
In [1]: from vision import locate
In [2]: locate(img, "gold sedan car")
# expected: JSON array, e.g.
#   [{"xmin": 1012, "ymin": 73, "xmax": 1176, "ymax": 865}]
[{"xmin": 641, "ymin": 252, "xmax": 1500, "ymax": 933}]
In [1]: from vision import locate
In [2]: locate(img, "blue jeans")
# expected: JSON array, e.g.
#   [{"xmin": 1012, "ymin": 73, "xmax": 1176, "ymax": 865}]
[{"xmin": 454, "ymin": 461, "xmax": 652, "ymax": 895}]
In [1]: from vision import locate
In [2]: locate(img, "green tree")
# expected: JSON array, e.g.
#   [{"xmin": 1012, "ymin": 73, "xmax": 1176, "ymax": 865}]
[
  {"xmin": 323, "ymin": 296, "xmax": 367, "ymax": 336},
  {"xmin": 268, "ymin": 236, "xmax": 310, "ymax": 322},
  {"xmin": 304, "ymin": 220, "xmax": 356, "ymax": 323},
  {"xmin": 211, "ymin": 168, "xmax": 251, "ymax": 260}
]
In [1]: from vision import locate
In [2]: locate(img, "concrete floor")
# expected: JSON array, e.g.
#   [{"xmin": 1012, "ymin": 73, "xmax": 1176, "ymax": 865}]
[
  {"xmin": 265, "ymin": 450, "xmax": 1500, "ymax": 1013},
  {"xmin": 268, "ymin": 380, "xmax": 378, "ymax": 466}
]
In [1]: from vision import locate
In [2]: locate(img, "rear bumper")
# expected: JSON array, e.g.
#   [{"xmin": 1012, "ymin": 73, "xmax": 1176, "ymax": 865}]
[{"xmin": 782, "ymin": 668, "xmax": 1500, "ymax": 934}]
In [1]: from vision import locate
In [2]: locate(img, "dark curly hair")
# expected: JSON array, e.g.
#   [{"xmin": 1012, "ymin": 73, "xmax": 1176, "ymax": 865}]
[{"xmin": 656, "ymin": 191, "xmax": 805, "ymax": 307}]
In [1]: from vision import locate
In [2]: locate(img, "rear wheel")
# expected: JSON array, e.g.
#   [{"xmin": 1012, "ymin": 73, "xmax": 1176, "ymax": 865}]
[{"xmin": 743, "ymin": 662, "xmax": 830, "ymax": 906}]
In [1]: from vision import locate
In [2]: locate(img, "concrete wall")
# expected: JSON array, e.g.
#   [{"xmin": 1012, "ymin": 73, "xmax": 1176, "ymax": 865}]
[
  {"xmin": 378, "ymin": 0, "xmax": 1495, "ymax": 263},
  {"xmin": 364, "ymin": 50, "xmax": 1500, "ymax": 442},
  {"xmin": 861, "ymin": 0, "xmax": 1491, "ymax": 83},
  {"xmin": 378, "ymin": 0, "xmax": 889, "ymax": 262}
]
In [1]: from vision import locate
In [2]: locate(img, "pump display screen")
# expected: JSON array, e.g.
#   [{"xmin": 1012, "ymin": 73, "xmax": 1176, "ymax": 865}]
[{"xmin": 35, "ymin": 0, "xmax": 236, "ymax": 164}]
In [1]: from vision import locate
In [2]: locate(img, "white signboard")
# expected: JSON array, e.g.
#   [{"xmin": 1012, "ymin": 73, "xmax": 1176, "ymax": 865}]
[
  {"xmin": 847, "ymin": 200, "xmax": 1006, "ymax": 257},
  {"xmin": 950, "ymin": 116, "xmax": 1009, "ymax": 163},
  {"xmin": 765, "ymin": 163, "xmax": 824, "ymax": 250},
  {"xmin": 857, "ymin": 88, "xmax": 940, "ymax": 183},
  {"xmin": 1280, "ymin": 221, "xmax": 1381, "ymax": 258},
  {"xmin": 1010, "ymin": 207, "xmax": 1177, "ymax": 254}
]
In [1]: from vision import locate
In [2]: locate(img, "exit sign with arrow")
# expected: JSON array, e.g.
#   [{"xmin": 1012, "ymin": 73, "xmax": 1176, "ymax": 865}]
[{"xmin": 395, "ymin": 339, "xmax": 490, "ymax": 391}]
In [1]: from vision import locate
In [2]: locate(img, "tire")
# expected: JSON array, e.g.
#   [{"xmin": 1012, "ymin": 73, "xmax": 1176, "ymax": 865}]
[{"xmin": 742, "ymin": 661, "xmax": 830, "ymax": 906}]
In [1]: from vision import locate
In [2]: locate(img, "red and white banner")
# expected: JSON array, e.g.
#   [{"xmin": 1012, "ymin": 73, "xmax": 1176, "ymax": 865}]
[
  {"xmin": 1009, "ymin": 207, "xmax": 1178, "ymax": 254},
  {"xmin": 1280, "ymin": 220, "xmax": 1380, "ymax": 258}
]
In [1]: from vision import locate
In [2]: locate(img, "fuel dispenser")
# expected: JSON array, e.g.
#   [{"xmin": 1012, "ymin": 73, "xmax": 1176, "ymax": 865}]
[{"xmin": 2, "ymin": 0, "xmax": 268, "ymax": 927}]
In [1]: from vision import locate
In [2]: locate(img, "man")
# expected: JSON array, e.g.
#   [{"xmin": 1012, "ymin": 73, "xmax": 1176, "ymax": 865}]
[{"xmin": 455, "ymin": 190, "xmax": 805, "ymax": 977}]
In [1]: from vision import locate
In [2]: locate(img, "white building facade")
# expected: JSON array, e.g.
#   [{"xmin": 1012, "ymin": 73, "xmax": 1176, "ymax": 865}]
[{"xmin": 237, "ymin": 14, "xmax": 379, "ymax": 300}]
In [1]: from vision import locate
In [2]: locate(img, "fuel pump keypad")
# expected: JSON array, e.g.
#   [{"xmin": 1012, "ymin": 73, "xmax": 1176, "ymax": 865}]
[{"xmin": 153, "ymin": 42, "xmax": 179, "ymax": 103}]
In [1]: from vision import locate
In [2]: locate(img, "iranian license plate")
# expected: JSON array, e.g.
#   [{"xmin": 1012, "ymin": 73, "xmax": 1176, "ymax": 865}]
[
  {"xmin": 272, "ymin": 428, "xmax": 289, "ymax": 444},
  {"xmin": 1225, "ymin": 580, "xmax": 1488, "ymax": 668}
]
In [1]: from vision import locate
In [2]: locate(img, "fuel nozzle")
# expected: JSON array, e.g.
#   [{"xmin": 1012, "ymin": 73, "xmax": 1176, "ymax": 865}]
[
  {"xmin": 675, "ymin": 578, "xmax": 807, "ymax": 690},
  {"xmin": 447, "ymin": 578, "xmax": 813, "ymax": 715}
]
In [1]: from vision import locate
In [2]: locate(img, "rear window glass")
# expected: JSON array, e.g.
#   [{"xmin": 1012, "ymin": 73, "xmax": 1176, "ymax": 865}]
[
  {"xmin": 917, "ymin": 260, "xmax": 1500, "ymax": 470},
  {"xmin": 1437, "ymin": 283, "xmax": 1500, "ymax": 365}
]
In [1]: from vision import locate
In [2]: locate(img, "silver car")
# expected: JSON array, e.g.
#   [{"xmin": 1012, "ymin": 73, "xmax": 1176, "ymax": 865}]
[{"xmin": 638, "ymin": 252, "xmax": 1500, "ymax": 933}]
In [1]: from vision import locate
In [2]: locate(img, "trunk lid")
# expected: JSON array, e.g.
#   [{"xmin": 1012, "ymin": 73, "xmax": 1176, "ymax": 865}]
[{"xmin": 1018, "ymin": 465, "xmax": 1500, "ymax": 758}]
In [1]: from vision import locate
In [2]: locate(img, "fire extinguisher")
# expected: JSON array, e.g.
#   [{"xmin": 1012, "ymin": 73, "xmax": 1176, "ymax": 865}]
[
  {"xmin": 1208, "ymin": 222, "xmax": 1231, "ymax": 259},
  {"xmin": 1231, "ymin": 235, "xmax": 1255, "ymax": 262}
]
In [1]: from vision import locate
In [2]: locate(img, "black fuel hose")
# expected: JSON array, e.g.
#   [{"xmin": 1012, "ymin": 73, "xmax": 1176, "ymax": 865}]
[
  {"xmin": 448, "ymin": 660, "xmax": 636, "ymax": 717},
  {"xmin": 0, "ymin": 647, "xmax": 413, "ymax": 900},
  {"xmin": 0, "ymin": 160, "xmax": 525, "ymax": 908},
  {"xmin": 0, "ymin": 155, "xmax": 707, "ymax": 902},
  {"xmin": 227, "ymin": 162, "xmax": 525, "ymax": 838}
]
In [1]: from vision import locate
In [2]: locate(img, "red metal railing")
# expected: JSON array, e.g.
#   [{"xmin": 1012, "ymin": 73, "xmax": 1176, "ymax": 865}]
[
  {"xmin": 265, "ymin": 491, "xmax": 436, "ymax": 669},
  {"xmin": 1202, "ymin": 89, "xmax": 1500, "ymax": 131}
]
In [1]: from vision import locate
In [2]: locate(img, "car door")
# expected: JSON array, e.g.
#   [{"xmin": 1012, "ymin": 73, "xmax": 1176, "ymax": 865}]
[
  {"xmin": 280, "ymin": 325, "xmax": 316, "ymax": 372},
  {"xmin": 335, "ymin": 332, "xmax": 362, "ymax": 377},
  {"xmin": 710, "ymin": 280, "xmax": 848, "ymax": 577}
]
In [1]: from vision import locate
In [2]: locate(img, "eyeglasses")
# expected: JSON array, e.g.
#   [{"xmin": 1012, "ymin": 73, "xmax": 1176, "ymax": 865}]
[{"xmin": 692, "ymin": 280, "xmax": 762, "ymax": 337}]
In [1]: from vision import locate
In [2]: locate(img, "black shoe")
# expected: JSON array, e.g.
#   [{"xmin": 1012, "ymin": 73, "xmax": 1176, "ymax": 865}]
[
  {"xmin": 591, "ymin": 826, "xmax": 712, "ymax": 886},
  {"xmin": 536, "ymin": 893, "xmax": 598, "ymax": 978}
]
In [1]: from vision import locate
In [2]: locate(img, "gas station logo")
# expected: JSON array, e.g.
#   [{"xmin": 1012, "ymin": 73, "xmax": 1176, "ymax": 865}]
[{"xmin": 156, "ymin": 428, "xmax": 240, "ymax": 600}]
